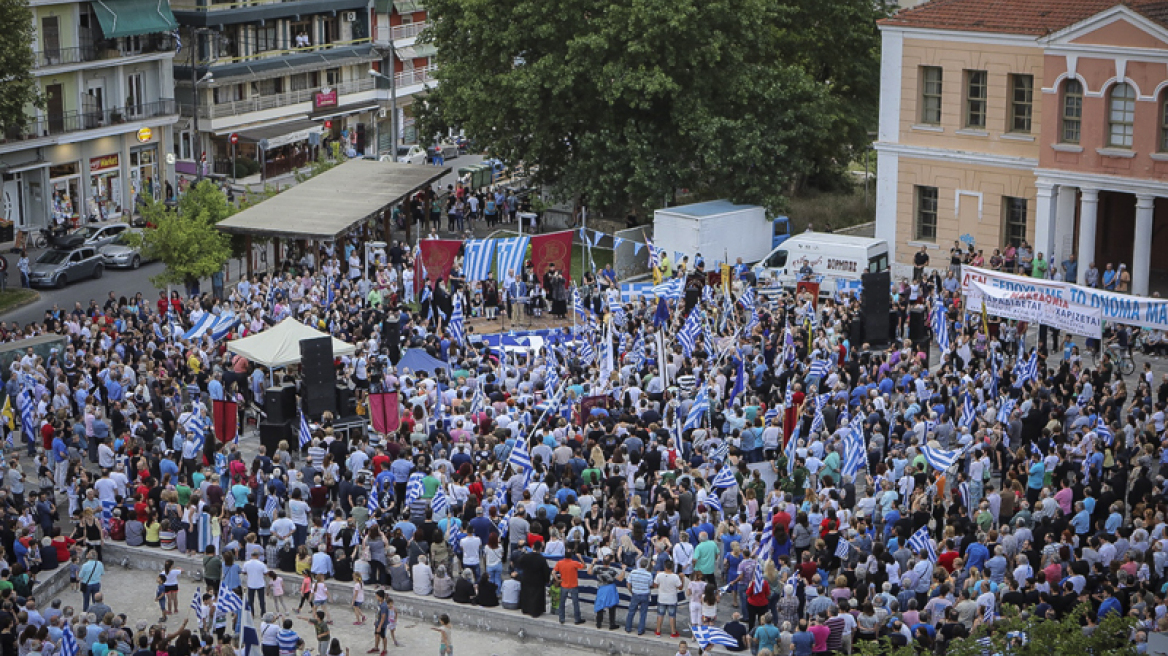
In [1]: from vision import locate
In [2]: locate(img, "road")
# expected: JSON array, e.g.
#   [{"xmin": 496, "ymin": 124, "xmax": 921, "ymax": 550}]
[{"xmin": 0, "ymin": 154, "xmax": 487, "ymax": 326}]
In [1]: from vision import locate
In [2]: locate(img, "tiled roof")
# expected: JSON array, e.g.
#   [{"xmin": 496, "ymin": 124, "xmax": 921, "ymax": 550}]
[{"xmin": 880, "ymin": 0, "xmax": 1168, "ymax": 36}]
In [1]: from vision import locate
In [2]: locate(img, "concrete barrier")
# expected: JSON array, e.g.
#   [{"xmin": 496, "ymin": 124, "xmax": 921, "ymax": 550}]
[{"xmin": 101, "ymin": 545, "xmax": 712, "ymax": 656}]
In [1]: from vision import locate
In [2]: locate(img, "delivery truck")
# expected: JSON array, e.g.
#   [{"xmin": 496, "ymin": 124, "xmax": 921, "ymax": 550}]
[
  {"xmin": 653, "ymin": 200, "xmax": 774, "ymax": 267},
  {"xmin": 752, "ymin": 232, "xmax": 889, "ymax": 294}
]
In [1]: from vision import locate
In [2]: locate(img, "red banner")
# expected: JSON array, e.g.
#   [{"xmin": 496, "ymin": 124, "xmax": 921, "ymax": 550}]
[
  {"xmin": 531, "ymin": 230, "xmax": 573, "ymax": 280},
  {"xmin": 369, "ymin": 392, "xmax": 400, "ymax": 434},
  {"xmin": 212, "ymin": 399, "xmax": 237, "ymax": 445},
  {"xmin": 418, "ymin": 239, "xmax": 461, "ymax": 290}
]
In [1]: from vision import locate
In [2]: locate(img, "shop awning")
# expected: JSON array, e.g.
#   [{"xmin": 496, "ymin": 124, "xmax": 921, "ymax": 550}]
[
  {"xmin": 393, "ymin": 0, "xmax": 425, "ymax": 14},
  {"xmin": 176, "ymin": 45, "xmax": 378, "ymax": 86},
  {"xmin": 93, "ymin": 0, "xmax": 177, "ymax": 38},
  {"xmin": 230, "ymin": 118, "xmax": 324, "ymax": 149},
  {"xmin": 395, "ymin": 46, "xmax": 416, "ymax": 59},
  {"xmin": 413, "ymin": 44, "xmax": 437, "ymax": 58},
  {"xmin": 310, "ymin": 102, "xmax": 379, "ymax": 120}
]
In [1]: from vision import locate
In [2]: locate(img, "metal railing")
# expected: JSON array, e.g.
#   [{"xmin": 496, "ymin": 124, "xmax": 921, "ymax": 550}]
[
  {"xmin": 32, "ymin": 37, "xmax": 173, "ymax": 69},
  {"xmin": 374, "ymin": 22, "xmax": 429, "ymax": 43},
  {"xmin": 206, "ymin": 37, "xmax": 371, "ymax": 67},
  {"xmin": 171, "ymin": 0, "xmax": 313, "ymax": 12},
  {"xmin": 194, "ymin": 77, "xmax": 376, "ymax": 119},
  {"xmin": 1, "ymin": 99, "xmax": 177, "ymax": 143},
  {"xmin": 396, "ymin": 63, "xmax": 437, "ymax": 88}
]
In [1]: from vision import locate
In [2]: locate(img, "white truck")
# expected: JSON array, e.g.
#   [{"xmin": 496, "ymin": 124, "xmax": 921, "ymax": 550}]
[
  {"xmin": 752, "ymin": 232, "xmax": 889, "ymax": 295},
  {"xmin": 653, "ymin": 201, "xmax": 774, "ymax": 268}
]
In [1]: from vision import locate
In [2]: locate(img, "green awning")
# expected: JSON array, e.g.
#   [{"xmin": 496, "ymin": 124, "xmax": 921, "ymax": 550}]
[
  {"xmin": 393, "ymin": 0, "xmax": 425, "ymax": 13},
  {"xmin": 94, "ymin": 0, "xmax": 177, "ymax": 39},
  {"xmin": 413, "ymin": 44, "xmax": 437, "ymax": 58},
  {"xmin": 374, "ymin": 0, "xmax": 392, "ymax": 13}
]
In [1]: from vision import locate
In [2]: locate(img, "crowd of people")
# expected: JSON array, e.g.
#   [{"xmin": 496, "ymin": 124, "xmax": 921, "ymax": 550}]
[{"xmin": 0, "ymin": 219, "xmax": 1163, "ymax": 656}]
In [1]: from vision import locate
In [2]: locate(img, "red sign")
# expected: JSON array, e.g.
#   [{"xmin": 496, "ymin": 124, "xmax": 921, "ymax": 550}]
[
  {"xmin": 229, "ymin": 132, "xmax": 239, "ymax": 144},
  {"xmin": 369, "ymin": 392, "xmax": 400, "ymax": 434},
  {"xmin": 89, "ymin": 154, "xmax": 119, "ymax": 172},
  {"xmin": 531, "ymin": 230, "xmax": 574, "ymax": 280},
  {"xmin": 314, "ymin": 89, "xmax": 338, "ymax": 109},
  {"xmin": 418, "ymin": 239, "xmax": 462, "ymax": 287},
  {"xmin": 324, "ymin": 120, "xmax": 333, "ymax": 130}
]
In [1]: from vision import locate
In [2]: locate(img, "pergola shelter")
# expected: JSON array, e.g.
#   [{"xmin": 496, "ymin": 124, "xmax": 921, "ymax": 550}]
[{"xmin": 216, "ymin": 159, "xmax": 450, "ymax": 275}]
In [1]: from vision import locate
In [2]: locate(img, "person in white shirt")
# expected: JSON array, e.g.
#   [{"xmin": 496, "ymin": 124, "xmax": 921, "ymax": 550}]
[
  {"xmin": 242, "ymin": 552, "xmax": 270, "ymax": 614},
  {"xmin": 459, "ymin": 533, "xmax": 482, "ymax": 578}
]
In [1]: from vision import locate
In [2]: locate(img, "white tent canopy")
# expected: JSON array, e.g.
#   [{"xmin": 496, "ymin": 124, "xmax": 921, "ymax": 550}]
[{"xmin": 227, "ymin": 318, "xmax": 355, "ymax": 369}]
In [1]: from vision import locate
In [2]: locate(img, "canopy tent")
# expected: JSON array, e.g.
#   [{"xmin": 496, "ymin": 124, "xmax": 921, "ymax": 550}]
[
  {"xmin": 227, "ymin": 318, "xmax": 355, "ymax": 369},
  {"xmin": 396, "ymin": 348, "xmax": 449, "ymax": 375}
]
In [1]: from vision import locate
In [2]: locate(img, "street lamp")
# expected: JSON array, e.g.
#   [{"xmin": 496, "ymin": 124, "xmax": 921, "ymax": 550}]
[
  {"xmin": 189, "ymin": 26, "xmax": 218, "ymax": 182},
  {"xmin": 369, "ymin": 69, "xmax": 398, "ymax": 160}
]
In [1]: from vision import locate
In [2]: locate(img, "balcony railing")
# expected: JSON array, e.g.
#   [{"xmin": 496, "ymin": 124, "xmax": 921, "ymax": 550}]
[
  {"xmin": 375, "ymin": 22, "xmax": 429, "ymax": 43},
  {"xmin": 1, "ymin": 100, "xmax": 177, "ymax": 143},
  {"xmin": 171, "ymin": 0, "xmax": 310, "ymax": 12},
  {"xmin": 195, "ymin": 78, "xmax": 376, "ymax": 119},
  {"xmin": 32, "ymin": 36, "xmax": 174, "ymax": 69},
  {"xmin": 396, "ymin": 64, "xmax": 437, "ymax": 88}
]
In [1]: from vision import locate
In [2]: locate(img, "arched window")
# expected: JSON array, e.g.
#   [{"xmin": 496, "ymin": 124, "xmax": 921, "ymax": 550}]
[
  {"xmin": 1160, "ymin": 93, "xmax": 1168, "ymax": 152},
  {"xmin": 1061, "ymin": 79, "xmax": 1083, "ymax": 143},
  {"xmin": 1108, "ymin": 82, "xmax": 1136, "ymax": 148}
]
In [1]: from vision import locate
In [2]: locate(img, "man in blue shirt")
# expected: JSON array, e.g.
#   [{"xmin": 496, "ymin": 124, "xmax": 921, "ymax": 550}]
[
  {"xmin": 1070, "ymin": 502, "xmax": 1092, "ymax": 535},
  {"xmin": 964, "ymin": 536, "xmax": 989, "ymax": 573},
  {"xmin": 1098, "ymin": 586, "xmax": 1122, "ymax": 619}
]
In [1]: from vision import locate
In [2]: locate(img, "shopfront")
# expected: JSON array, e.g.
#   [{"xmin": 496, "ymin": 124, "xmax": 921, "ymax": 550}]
[
  {"xmin": 88, "ymin": 154, "xmax": 122, "ymax": 221},
  {"xmin": 129, "ymin": 144, "xmax": 159, "ymax": 210},
  {"xmin": 49, "ymin": 162, "xmax": 83, "ymax": 226}
]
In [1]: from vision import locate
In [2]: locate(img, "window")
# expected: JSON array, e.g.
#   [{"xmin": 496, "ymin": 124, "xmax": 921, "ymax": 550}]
[
  {"xmin": 1002, "ymin": 197, "xmax": 1028, "ymax": 247},
  {"xmin": 1161, "ymin": 95, "xmax": 1168, "ymax": 152},
  {"xmin": 289, "ymin": 73, "xmax": 310, "ymax": 92},
  {"xmin": 1108, "ymin": 82, "xmax": 1136, "ymax": 148},
  {"xmin": 915, "ymin": 186, "xmax": 938, "ymax": 242},
  {"xmin": 256, "ymin": 25, "xmax": 277, "ymax": 53},
  {"xmin": 1009, "ymin": 74, "xmax": 1033, "ymax": 133},
  {"xmin": 1062, "ymin": 79, "xmax": 1083, "ymax": 143},
  {"xmin": 920, "ymin": 67, "xmax": 943, "ymax": 124},
  {"xmin": 965, "ymin": 69, "xmax": 988, "ymax": 128}
]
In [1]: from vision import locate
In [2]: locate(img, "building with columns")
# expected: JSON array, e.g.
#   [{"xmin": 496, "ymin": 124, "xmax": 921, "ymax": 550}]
[{"xmin": 875, "ymin": 0, "xmax": 1168, "ymax": 295}]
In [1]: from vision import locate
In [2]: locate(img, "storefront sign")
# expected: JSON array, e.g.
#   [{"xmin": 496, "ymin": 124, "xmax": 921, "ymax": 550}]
[
  {"xmin": 966, "ymin": 279, "xmax": 1102, "ymax": 339},
  {"xmin": 89, "ymin": 154, "xmax": 119, "ymax": 172},
  {"xmin": 136, "ymin": 127, "xmax": 153, "ymax": 143},
  {"xmin": 314, "ymin": 89, "xmax": 338, "ymax": 109}
]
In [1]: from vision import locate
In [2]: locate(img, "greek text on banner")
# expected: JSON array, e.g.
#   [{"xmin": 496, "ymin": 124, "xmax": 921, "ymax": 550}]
[{"xmin": 965, "ymin": 279, "xmax": 1103, "ymax": 339}]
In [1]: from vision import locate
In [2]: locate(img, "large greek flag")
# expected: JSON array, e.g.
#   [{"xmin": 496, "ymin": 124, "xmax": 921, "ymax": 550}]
[
  {"xmin": 921, "ymin": 444, "xmax": 966, "ymax": 471},
  {"xmin": 652, "ymin": 278, "xmax": 683, "ymax": 300},
  {"xmin": 841, "ymin": 420, "xmax": 866, "ymax": 478},
  {"xmin": 449, "ymin": 294, "xmax": 466, "ymax": 345},
  {"xmin": 495, "ymin": 236, "xmax": 529, "ymax": 280},
  {"xmin": 908, "ymin": 525, "xmax": 938, "ymax": 562},
  {"xmin": 684, "ymin": 387, "xmax": 709, "ymax": 430},
  {"xmin": 462, "ymin": 239, "xmax": 495, "ymax": 282}
]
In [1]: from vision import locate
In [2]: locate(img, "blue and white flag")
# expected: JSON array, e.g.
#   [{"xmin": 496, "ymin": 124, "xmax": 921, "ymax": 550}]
[
  {"xmin": 1014, "ymin": 350, "xmax": 1039, "ymax": 387},
  {"xmin": 494, "ymin": 236, "xmax": 530, "ymax": 281},
  {"xmin": 739, "ymin": 286, "xmax": 756, "ymax": 312},
  {"xmin": 241, "ymin": 600, "xmax": 260, "ymax": 656},
  {"xmin": 785, "ymin": 425, "xmax": 800, "ymax": 475},
  {"xmin": 645, "ymin": 237, "xmax": 659, "ymax": 270},
  {"xmin": 298, "ymin": 409, "xmax": 312, "ymax": 448},
  {"xmin": 61, "ymin": 622, "xmax": 79, "ymax": 656},
  {"xmin": 835, "ymin": 539, "xmax": 851, "ymax": 560},
  {"xmin": 692, "ymin": 626, "xmax": 741, "ymax": 650},
  {"xmin": 931, "ymin": 298, "xmax": 950, "ymax": 352},
  {"xmin": 921, "ymin": 444, "xmax": 966, "ymax": 472},
  {"xmin": 367, "ymin": 482, "xmax": 380, "ymax": 514},
  {"xmin": 704, "ymin": 494, "xmax": 722, "ymax": 514},
  {"xmin": 959, "ymin": 393, "xmax": 977, "ymax": 430},
  {"xmin": 217, "ymin": 584, "xmax": 244, "ymax": 615},
  {"xmin": 652, "ymin": 278, "xmax": 683, "ymax": 300},
  {"xmin": 508, "ymin": 436, "xmax": 534, "ymax": 476},
  {"xmin": 678, "ymin": 309, "xmax": 702, "ymax": 357},
  {"xmin": 809, "ymin": 358, "xmax": 831, "ymax": 379},
  {"xmin": 996, "ymin": 397, "xmax": 1016, "ymax": 424},
  {"xmin": 449, "ymin": 293, "xmax": 466, "ymax": 345},
  {"xmin": 684, "ymin": 387, "xmax": 709, "ymax": 430},
  {"xmin": 841, "ymin": 420, "xmax": 866, "ymax": 479},
  {"xmin": 711, "ymin": 465, "xmax": 736, "ymax": 489},
  {"xmin": 432, "ymin": 486, "xmax": 449, "ymax": 515},
  {"xmin": 404, "ymin": 472, "xmax": 425, "ymax": 506},
  {"xmin": 907, "ymin": 525, "xmax": 938, "ymax": 563},
  {"xmin": 186, "ymin": 411, "xmax": 207, "ymax": 452},
  {"xmin": 1094, "ymin": 416, "xmax": 1114, "ymax": 446},
  {"xmin": 462, "ymin": 239, "xmax": 495, "ymax": 282},
  {"xmin": 191, "ymin": 587, "xmax": 204, "ymax": 621},
  {"xmin": 18, "ymin": 390, "xmax": 34, "ymax": 445},
  {"xmin": 728, "ymin": 352, "xmax": 746, "ymax": 406},
  {"xmin": 264, "ymin": 495, "xmax": 279, "ymax": 517}
]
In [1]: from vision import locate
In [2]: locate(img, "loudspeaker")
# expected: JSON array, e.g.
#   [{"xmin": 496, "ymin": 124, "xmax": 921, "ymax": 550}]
[
  {"xmin": 908, "ymin": 306, "xmax": 927, "ymax": 342},
  {"xmin": 301, "ymin": 337, "xmax": 337, "ymax": 418},
  {"xmin": 260, "ymin": 419, "xmax": 294, "ymax": 454},
  {"xmin": 335, "ymin": 386, "xmax": 355, "ymax": 416},
  {"xmin": 264, "ymin": 386, "xmax": 297, "ymax": 424},
  {"xmin": 861, "ymin": 271, "xmax": 891, "ymax": 345}
]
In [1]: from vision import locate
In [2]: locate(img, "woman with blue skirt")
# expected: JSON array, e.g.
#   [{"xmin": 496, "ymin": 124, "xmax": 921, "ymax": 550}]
[{"xmin": 588, "ymin": 553, "xmax": 625, "ymax": 630}]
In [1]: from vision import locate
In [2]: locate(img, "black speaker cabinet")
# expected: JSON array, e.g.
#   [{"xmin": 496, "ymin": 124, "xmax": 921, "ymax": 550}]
[
  {"xmin": 301, "ymin": 337, "xmax": 337, "ymax": 418},
  {"xmin": 264, "ymin": 385, "xmax": 297, "ymax": 424},
  {"xmin": 260, "ymin": 419, "xmax": 294, "ymax": 454},
  {"xmin": 335, "ymin": 386, "xmax": 355, "ymax": 416},
  {"xmin": 862, "ymin": 271, "xmax": 891, "ymax": 345}
]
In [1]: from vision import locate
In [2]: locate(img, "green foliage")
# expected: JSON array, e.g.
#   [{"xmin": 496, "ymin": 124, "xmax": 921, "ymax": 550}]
[
  {"xmin": 293, "ymin": 143, "xmax": 345, "ymax": 183},
  {"xmin": 130, "ymin": 181, "xmax": 234, "ymax": 287},
  {"xmin": 232, "ymin": 157, "xmax": 261, "ymax": 179},
  {"xmin": 417, "ymin": 0, "xmax": 886, "ymax": 217},
  {"xmin": 0, "ymin": 0, "xmax": 42, "ymax": 136}
]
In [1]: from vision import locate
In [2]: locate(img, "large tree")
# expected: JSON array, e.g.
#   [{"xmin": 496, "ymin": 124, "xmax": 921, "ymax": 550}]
[
  {"xmin": 0, "ymin": 0, "xmax": 41, "ymax": 135},
  {"xmin": 417, "ymin": 0, "xmax": 885, "ymax": 217},
  {"xmin": 133, "ymin": 181, "xmax": 233, "ymax": 288}
]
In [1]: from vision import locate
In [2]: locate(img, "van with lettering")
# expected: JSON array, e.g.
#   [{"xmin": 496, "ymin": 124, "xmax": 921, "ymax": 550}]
[{"xmin": 752, "ymin": 232, "xmax": 889, "ymax": 294}]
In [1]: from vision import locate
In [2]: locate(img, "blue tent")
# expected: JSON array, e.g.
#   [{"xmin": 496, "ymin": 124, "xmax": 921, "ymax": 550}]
[{"xmin": 396, "ymin": 348, "xmax": 450, "ymax": 375}]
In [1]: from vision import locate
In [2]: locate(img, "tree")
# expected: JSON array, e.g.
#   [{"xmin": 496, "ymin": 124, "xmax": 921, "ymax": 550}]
[
  {"xmin": 417, "ymin": 0, "xmax": 886, "ymax": 217},
  {"xmin": 0, "ymin": 0, "xmax": 41, "ymax": 135},
  {"xmin": 131, "ymin": 181, "xmax": 233, "ymax": 289}
]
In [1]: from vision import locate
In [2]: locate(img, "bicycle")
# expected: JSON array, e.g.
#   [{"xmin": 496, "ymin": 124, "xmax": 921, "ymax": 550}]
[{"xmin": 1090, "ymin": 342, "xmax": 1135, "ymax": 376}]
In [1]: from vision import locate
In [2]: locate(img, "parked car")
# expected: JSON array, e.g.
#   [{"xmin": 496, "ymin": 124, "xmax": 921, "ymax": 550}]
[
  {"xmin": 27, "ymin": 247, "xmax": 104, "ymax": 288},
  {"xmin": 395, "ymin": 145, "xmax": 428, "ymax": 165},
  {"xmin": 72, "ymin": 223, "xmax": 130, "ymax": 249},
  {"xmin": 99, "ymin": 230, "xmax": 151, "ymax": 269},
  {"xmin": 431, "ymin": 141, "xmax": 459, "ymax": 160}
]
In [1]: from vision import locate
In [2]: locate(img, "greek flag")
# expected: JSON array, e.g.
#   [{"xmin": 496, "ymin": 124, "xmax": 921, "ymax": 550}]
[
  {"xmin": 462, "ymin": 239, "xmax": 495, "ymax": 282},
  {"xmin": 678, "ymin": 309, "xmax": 702, "ymax": 357},
  {"xmin": 931, "ymin": 298, "xmax": 950, "ymax": 352},
  {"xmin": 739, "ymin": 286, "xmax": 756, "ymax": 312},
  {"xmin": 996, "ymin": 397, "xmax": 1016, "ymax": 424},
  {"xmin": 579, "ymin": 341, "xmax": 595, "ymax": 365},
  {"xmin": 61, "ymin": 623, "xmax": 79, "ymax": 656},
  {"xmin": 764, "ymin": 407, "xmax": 779, "ymax": 423},
  {"xmin": 907, "ymin": 525, "xmax": 938, "ymax": 563},
  {"xmin": 1094, "ymin": 416, "xmax": 1113, "ymax": 446},
  {"xmin": 704, "ymin": 494, "xmax": 723, "ymax": 514},
  {"xmin": 728, "ymin": 352, "xmax": 746, "ymax": 406},
  {"xmin": 841, "ymin": 420, "xmax": 866, "ymax": 478},
  {"xmin": 702, "ymin": 285, "xmax": 715, "ymax": 305},
  {"xmin": 652, "ymin": 278, "xmax": 683, "ymax": 300},
  {"xmin": 710, "ymin": 441, "xmax": 729, "ymax": 463},
  {"xmin": 573, "ymin": 287, "xmax": 590, "ymax": 317},
  {"xmin": 186, "ymin": 411, "xmax": 206, "ymax": 452},
  {"xmin": 1014, "ymin": 350, "xmax": 1039, "ymax": 387},
  {"xmin": 630, "ymin": 336, "xmax": 646, "ymax": 368},
  {"xmin": 172, "ymin": 29, "xmax": 182, "ymax": 55},
  {"xmin": 508, "ymin": 436, "xmax": 534, "ymax": 476},
  {"xmin": 298, "ymin": 409, "xmax": 312, "ymax": 448},
  {"xmin": 810, "ymin": 404, "xmax": 825, "ymax": 436},
  {"xmin": 241, "ymin": 600, "xmax": 260, "ymax": 656},
  {"xmin": 264, "ymin": 495, "xmax": 279, "ymax": 517},
  {"xmin": 18, "ymin": 390, "xmax": 34, "ymax": 445},
  {"xmin": 420, "ymin": 285, "xmax": 433, "ymax": 320},
  {"xmin": 692, "ymin": 626, "xmax": 740, "ymax": 650},
  {"xmin": 191, "ymin": 587, "xmax": 204, "ymax": 621},
  {"xmin": 921, "ymin": 444, "xmax": 965, "ymax": 471},
  {"xmin": 749, "ymin": 555, "xmax": 767, "ymax": 594},
  {"xmin": 611, "ymin": 304, "xmax": 627, "ymax": 328},
  {"xmin": 367, "ymin": 483, "xmax": 380, "ymax": 515},
  {"xmin": 809, "ymin": 358, "xmax": 831, "ymax": 379},
  {"xmin": 711, "ymin": 465, "xmax": 737, "ymax": 489},
  {"xmin": 835, "ymin": 539, "xmax": 851, "ymax": 560},
  {"xmin": 494, "ymin": 236, "xmax": 530, "ymax": 280},
  {"xmin": 449, "ymin": 293, "xmax": 466, "ymax": 345},
  {"xmin": 959, "ymin": 393, "xmax": 977, "ymax": 430},
  {"xmin": 785, "ymin": 425, "xmax": 800, "ymax": 475},
  {"xmin": 404, "ymin": 472, "xmax": 425, "ymax": 505},
  {"xmin": 646, "ymin": 237, "xmax": 659, "ymax": 270},
  {"xmin": 217, "ymin": 584, "xmax": 244, "ymax": 615},
  {"xmin": 432, "ymin": 486, "xmax": 449, "ymax": 515},
  {"xmin": 468, "ymin": 383, "xmax": 486, "ymax": 416},
  {"xmin": 646, "ymin": 514, "xmax": 658, "ymax": 535},
  {"xmin": 684, "ymin": 387, "xmax": 709, "ymax": 430}
]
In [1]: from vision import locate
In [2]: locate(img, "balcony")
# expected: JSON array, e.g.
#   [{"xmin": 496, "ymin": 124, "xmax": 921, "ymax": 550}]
[
  {"xmin": 172, "ymin": 0, "xmax": 369, "ymax": 27},
  {"xmin": 32, "ymin": 36, "xmax": 174, "ymax": 70},
  {"xmin": 195, "ymin": 77, "xmax": 376, "ymax": 119},
  {"xmin": 374, "ymin": 21, "xmax": 429, "ymax": 45},
  {"xmin": 1, "ymin": 100, "xmax": 177, "ymax": 144},
  {"xmin": 396, "ymin": 63, "xmax": 437, "ymax": 90}
]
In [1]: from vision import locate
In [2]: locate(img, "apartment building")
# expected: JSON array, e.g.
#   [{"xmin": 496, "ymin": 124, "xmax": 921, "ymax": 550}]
[
  {"xmin": 370, "ymin": 0, "xmax": 436, "ymax": 152},
  {"xmin": 876, "ymin": 0, "xmax": 1168, "ymax": 295},
  {"xmin": 171, "ymin": 0, "xmax": 380, "ymax": 179},
  {"xmin": 1, "ymin": 0, "xmax": 180, "ymax": 231}
]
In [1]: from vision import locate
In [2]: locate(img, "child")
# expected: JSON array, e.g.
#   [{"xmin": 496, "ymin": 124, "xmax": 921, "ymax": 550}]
[
  {"xmin": 548, "ymin": 578, "xmax": 561, "ymax": 613},
  {"xmin": 327, "ymin": 638, "xmax": 346, "ymax": 656},
  {"xmin": 351, "ymin": 572, "xmax": 366, "ymax": 625},
  {"xmin": 297, "ymin": 572, "xmax": 313, "ymax": 612},
  {"xmin": 155, "ymin": 574, "xmax": 168, "ymax": 623},
  {"xmin": 68, "ymin": 555, "xmax": 81, "ymax": 592},
  {"xmin": 430, "ymin": 614, "xmax": 452, "ymax": 656},
  {"xmin": 162, "ymin": 559, "xmax": 182, "ymax": 616},
  {"xmin": 372, "ymin": 590, "xmax": 399, "ymax": 654},
  {"xmin": 676, "ymin": 641, "xmax": 689, "ymax": 656},
  {"xmin": 297, "ymin": 609, "xmax": 330, "ymax": 656},
  {"xmin": 312, "ymin": 573, "xmax": 332, "ymax": 623},
  {"xmin": 267, "ymin": 571, "xmax": 287, "ymax": 613}
]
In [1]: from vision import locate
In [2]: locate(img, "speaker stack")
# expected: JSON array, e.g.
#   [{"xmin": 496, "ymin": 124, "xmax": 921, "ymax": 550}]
[
  {"xmin": 261, "ymin": 384, "xmax": 297, "ymax": 453},
  {"xmin": 861, "ymin": 271, "xmax": 891, "ymax": 346},
  {"xmin": 300, "ymin": 336, "xmax": 337, "ymax": 419}
]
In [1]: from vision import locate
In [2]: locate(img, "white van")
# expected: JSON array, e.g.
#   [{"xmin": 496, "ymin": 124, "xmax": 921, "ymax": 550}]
[{"xmin": 752, "ymin": 232, "xmax": 889, "ymax": 294}]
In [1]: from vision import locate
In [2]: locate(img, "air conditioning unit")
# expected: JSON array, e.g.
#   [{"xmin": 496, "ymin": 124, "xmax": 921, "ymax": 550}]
[
  {"xmin": 378, "ymin": 108, "xmax": 388, "ymax": 119},
  {"xmin": 344, "ymin": 11, "xmax": 357, "ymax": 21}
]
